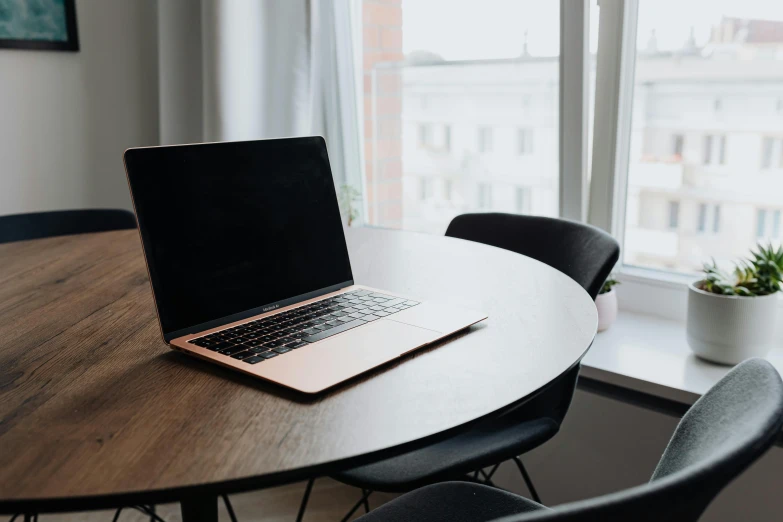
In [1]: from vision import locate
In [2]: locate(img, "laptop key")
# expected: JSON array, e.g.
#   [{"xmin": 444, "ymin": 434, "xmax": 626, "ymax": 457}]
[
  {"xmin": 259, "ymin": 351, "xmax": 278, "ymax": 359},
  {"xmin": 250, "ymin": 346, "xmax": 270, "ymax": 353},
  {"xmin": 302, "ymin": 319, "xmax": 367, "ymax": 343},
  {"xmin": 286, "ymin": 340, "xmax": 309, "ymax": 348},
  {"xmin": 210, "ymin": 342, "xmax": 234, "ymax": 351},
  {"xmin": 373, "ymin": 311, "xmax": 390, "ymax": 317},
  {"xmin": 231, "ymin": 351, "xmax": 254, "ymax": 360},
  {"xmin": 243, "ymin": 356, "xmax": 265, "ymax": 364},
  {"xmin": 303, "ymin": 328, "xmax": 321, "ymax": 335},
  {"xmin": 264, "ymin": 340, "xmax": 285, "ymax": 348},
  {"xmin": 362, "ymin": 314, "xmax": 380, "ymax": 322},
  {"xmin": 337, "ymin": 316, "xmax": 353, "ymax": 323},
  {"xmin": 273, "ymin": 346, "xmax": 292, "ymax": 354},
  {"xmin": 348, "ymin": 312, "xmax": 366, "ymax": 319}
]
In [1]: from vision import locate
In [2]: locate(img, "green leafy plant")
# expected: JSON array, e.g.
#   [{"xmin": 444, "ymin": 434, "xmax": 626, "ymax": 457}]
[
  {"xmin": 701, "ymin": 244, "xmax": 783, "ymax": 296},
  {"xmin": 338, "ymin": 184, "xmax": 361, "ymax": 227},
  {"xmin": 600, "ymin": 277, "xmax": 620, "ymax": 295}
]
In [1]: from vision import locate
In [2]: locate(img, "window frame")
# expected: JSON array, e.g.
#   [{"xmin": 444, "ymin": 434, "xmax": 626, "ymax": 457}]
[
  {"xmin": 355, "ymin": 0, "xmax": 591, "ymax": 227},
  {"xmin": 587, "ymin": 0, "xmax": 783, "ymax": 319}
]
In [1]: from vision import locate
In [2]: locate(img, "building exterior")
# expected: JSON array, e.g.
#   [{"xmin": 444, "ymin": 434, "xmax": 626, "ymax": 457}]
[{"xmin": 368, "ymin": 17, "xmax": 783, "ymax": 273}]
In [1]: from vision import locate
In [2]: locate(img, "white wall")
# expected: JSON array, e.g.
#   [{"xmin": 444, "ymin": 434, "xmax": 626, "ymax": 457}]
[{"xmin": 0, "ymin": 0, "xmax": 159, "ymax": 215}]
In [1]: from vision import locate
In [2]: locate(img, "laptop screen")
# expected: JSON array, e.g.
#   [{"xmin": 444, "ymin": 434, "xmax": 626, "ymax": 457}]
[{"xmin": 124, "ymin": 137, "xmax": 354, "ymax": 338}]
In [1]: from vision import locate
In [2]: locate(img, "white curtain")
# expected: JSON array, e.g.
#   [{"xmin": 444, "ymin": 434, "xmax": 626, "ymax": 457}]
[{"xmin": 157, "ymin": 0, "xmax": 364, "ymax": 196}]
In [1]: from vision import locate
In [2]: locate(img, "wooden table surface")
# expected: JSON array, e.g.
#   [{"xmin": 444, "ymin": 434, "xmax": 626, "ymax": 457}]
[{"xmin": 0, "ymin": 227, "xmax": 597, "ymax": 512}]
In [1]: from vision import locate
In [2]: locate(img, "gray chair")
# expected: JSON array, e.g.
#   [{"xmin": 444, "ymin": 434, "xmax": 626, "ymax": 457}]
[
  {"xmin": 0, "ymin": 209, "xmax": 136, "ymax": 244},
  {"xmin": 353, "ymin": 358, "xmax": 783, "ymax": 522},
  {"xmin": 314, "ymin": 214, "xmax": 619, "ymax": 521}
]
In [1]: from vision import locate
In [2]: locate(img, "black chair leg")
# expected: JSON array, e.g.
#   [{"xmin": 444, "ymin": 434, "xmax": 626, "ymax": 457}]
[
  {"xmin": 222, "ymin": 494, "xmax": 237, "ymax": 522},
  {"xmin": 513, "ymin": 456, "xmax": 542, "ymax": 504},
  {"xmin": 341, "ymin": 490, "xmax": 373, "ymax": 522},
  {"xmin": 296, "ymin": 478, "xmax": 315, "ymax": 522},
  {"xmin": 362, "ymin": 490, "xmax": 371, "ymax": 513}
]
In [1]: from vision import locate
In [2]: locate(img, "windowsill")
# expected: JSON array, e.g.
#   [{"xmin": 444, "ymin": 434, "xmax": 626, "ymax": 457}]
[{"xmin": 581, "ymin": 311, "xmax": 783, "ymax": 406}]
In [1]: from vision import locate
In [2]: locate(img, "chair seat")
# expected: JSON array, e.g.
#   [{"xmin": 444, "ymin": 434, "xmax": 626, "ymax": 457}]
[
  {"xmin": 354, "ymin": 482, "xmax": 547, "ymax": 522},
  {"xmin": 334, "ymin": 415, "xmax": 558, "ymax": 492}
]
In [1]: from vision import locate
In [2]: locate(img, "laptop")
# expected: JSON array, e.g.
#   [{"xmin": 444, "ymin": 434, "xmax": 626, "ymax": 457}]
[{"xmin": 123, "ymin": 137, "xmax": 487, "ymax": 394}]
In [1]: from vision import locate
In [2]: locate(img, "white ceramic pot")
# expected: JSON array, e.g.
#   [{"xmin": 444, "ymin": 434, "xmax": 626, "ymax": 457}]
[
  {"xmin": 686, "ymin": 281, "xmax": 779, "ymax": 365},
  {"xmin": 596, "ymin": 289, "xmax": 618, "ymax": 332}
]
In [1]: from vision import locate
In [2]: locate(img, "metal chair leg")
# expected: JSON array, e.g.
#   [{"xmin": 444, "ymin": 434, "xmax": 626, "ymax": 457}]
[
  {"xmin": 341, "ymin": 490, "xmax": 373, "ymax": 522},
  {"xmin": 296, "ymin": 478, "xmax": 315, "ymax": 522},
  {"xmin": 513, "ymin": 456, "xmax": 542, "ymax": 504},
  {"xmin": 362, "ymin": 490, "xmax": 371, "ymax": 513}
]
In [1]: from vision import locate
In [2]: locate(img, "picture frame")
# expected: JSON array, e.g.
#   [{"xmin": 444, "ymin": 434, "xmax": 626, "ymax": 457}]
[{"xmin": 0, "ymin": 0, "xmax": 79, "ymax": 52}]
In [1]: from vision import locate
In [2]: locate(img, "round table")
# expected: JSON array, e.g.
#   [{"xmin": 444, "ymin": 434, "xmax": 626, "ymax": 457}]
[{"xmin": 0, "ymin": 227, "xmax": 597, "ymax": 521}]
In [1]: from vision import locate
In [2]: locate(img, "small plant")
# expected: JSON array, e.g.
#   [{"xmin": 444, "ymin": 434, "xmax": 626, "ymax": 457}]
[
  {"xmin": 701, "ymin": 243, "xmax": 783, "ymax": 296},
  {"xmin": 338, "ymin": 184, "xmax": 362, "ymax": 226},
  {"xmin": 600, "ymin": 277, "xmax": 620, "ymax": 295}
]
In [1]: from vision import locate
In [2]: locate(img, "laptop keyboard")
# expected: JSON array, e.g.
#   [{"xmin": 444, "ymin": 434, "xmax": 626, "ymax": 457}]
[{"xmin": 187, "ymin": 290, "xmax": 420, "ymax": 365}]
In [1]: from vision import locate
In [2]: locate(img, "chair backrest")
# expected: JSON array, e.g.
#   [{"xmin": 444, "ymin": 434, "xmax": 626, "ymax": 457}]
[
  {"xmin": 503, "ymin": 358, "xmax": 783, "ymax": 522},
  {"xmin": 0, "ymin": 209, "xmax": 137, "ymax": 244},
  {"xmin": 445, "ymin": 213, "xmax": 620, "ymax": 425},
  {"xmin": 445, "ymin": 213, "xmax": 620, "ymax": 300}
]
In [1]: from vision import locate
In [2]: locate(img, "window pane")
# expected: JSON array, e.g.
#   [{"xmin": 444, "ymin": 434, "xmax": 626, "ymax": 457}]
[
  {"xmin": 362, "ymin": 0, "xmax": 560, "ymax": 232},
  {"xmin": 697, "ymin": 203, "xmax": 707, "ymax": 232},
  {"xmin": 622, "ymin": 2, "xmax": 783, "ymax": 272}
]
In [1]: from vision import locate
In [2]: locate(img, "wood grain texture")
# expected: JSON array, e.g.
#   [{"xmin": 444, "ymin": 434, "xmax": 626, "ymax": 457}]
[{"xmin": 0, "ymin": 227, "xmax": 597, "ymax": 511}]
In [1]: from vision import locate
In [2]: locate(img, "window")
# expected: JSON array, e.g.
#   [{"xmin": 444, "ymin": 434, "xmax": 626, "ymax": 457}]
[
  {"xmin": 477, "ymin": 183, "xmax": 492, "ymax": 209},
  {"xmin": 697, "ymin": 203, "xmax": 721, "ymax": 234},
  {"xmin": 418, "ymin": 124, "xmax": 432, "ymax": 148},
  {"xmin": 515, "ymin": 186, "xmax": 531, "ymax": 213},
  {"xmin": 361, "ymin": 1, "xmax": 582, "ymax": 234},
  {"xmin": 703, "ymin": 135, "xmax": 726, "ymax": 165},
  {"xmin": 672, "ymin": 134, "xmax": 684, "ymax": 158},
  {"xmin": 757, "ymin": 209, "xmax": 782, "ymax": 239},
  {"xmin": 713, "ymin": 204, "xmax": 721, "ymax": 234},
  {"xmin": 761, "ymin": 137, "xmax": 783, "ymax": 169},
  {"xmin": 697, "ymin": 203, "xmax": 707, "ymax": 233},
  {"xmin": 668, "ymin": 201, "xmax": 680, "ymax": 230},
  {"xmin": 478, "ymin": 127, "xmax": 494, "ymax": 154},
  {"xmin": 611, "ymin": 0, "xmax": 783, "ymax": 275},
  {"xmin": 443, "ymin": 125, "xmax": 451, "ymax": 152},
  {"xmin": 419, "ymin": 177, "xmax": 433, "ymax": 200},
  {"xmin": 517, "ymin": 128, "xmax": 534, "ymax": 155}
]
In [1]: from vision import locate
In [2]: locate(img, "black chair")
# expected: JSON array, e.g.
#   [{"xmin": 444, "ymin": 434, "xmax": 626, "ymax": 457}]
[
  {"xmin": 0, "ymin": 209, "xmax": 137, "ymax": 244},
  {"xmin": 353, "ymin": 358, "xmax": 783, "ymax": 522},
  {"xmin": 298, "ymin": 214, "xmax": 619, "ymax": 521}
]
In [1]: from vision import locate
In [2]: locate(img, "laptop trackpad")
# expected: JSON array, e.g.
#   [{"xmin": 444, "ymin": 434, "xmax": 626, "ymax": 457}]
[{"xmin": 255, "ymin": 319, "xmax": 440, "ymax": 394}]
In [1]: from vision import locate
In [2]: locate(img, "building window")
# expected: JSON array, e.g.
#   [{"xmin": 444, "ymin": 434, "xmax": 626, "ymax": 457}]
[
  {"xmin": 515, "ymin": 186, "xmax": 531, "ymax": 214},
  {"xmin": 702, "ymin": 135, "xmax": 727, "ymax": 165},
  {"xmin": 668, "ymin": 201, "xmax": 680, "ymax": 230},
  {"xmin": 703, "ymin": 135, "xmax": 726, "ymax": 165},
  {"xmin": 443, "ymin": 125, "xmax": 451, "ymax": 152},
  {"xmin": 713, "ymin": 204, "xmax": 721, "ymax": 234},
  {"xmin": 477, "ymin": 183, "xmax": 492, "ymax": 209},
  {"xmin": 419, "ymin": 177, "xmax": 433, "ymax": 201},
  {"xmin": 697, "ymin": 203, "xmax": 707, "ymax": 233},
  {"xmin": 517, "ymin": 128, "xmax": 534, "ymax": 155},
  {"xmin": 757, "ymin": 209, "xmax": 782, "ymax": 239},
  {"xmin": 478, "ymin": 127, "xmax": 493, "ymax": 154},
  {"xmin": 696, "ymin": 203, "xmax": 721, "ymax": 234},
  {"xmin": 418, "ymin": 124, "xmax": 432, "ymax": 148},
  {"xmin": 672, "ymin": 134, "xmax": 684, "ymax": 157},
  {"xmin": 761, "ymin": 137, "xmax": 783, "ymax": 169}
]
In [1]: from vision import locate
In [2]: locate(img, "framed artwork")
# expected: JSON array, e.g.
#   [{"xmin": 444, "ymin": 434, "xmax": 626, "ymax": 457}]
[{"xmin": 0, "ymin": 0, "xmax": 79, "ymax": 52}]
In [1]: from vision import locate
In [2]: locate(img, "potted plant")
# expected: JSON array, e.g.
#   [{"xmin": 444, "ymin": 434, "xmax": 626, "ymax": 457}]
[
  {"xmin": 687, "ymin": 244, "xmax": 783, "ymax": 365},
  {"xmin": 596, "ymin": 277, "xmax": 620, "ymax": 332},
  {"xmin": 338, "ymin": 184, "xmax": 361, "ymax": 226}
]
